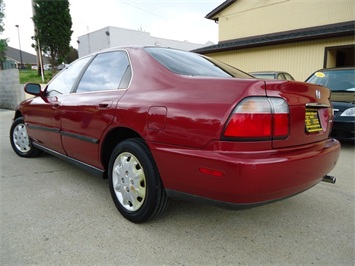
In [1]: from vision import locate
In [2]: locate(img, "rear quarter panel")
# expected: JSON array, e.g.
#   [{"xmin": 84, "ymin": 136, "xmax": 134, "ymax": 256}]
[{"xmin": 113, "ymin": 48, "xmax": 268, "ymax": 148}]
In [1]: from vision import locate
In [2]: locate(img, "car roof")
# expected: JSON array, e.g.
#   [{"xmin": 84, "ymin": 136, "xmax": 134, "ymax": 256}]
[
  {"xmin": 313, "ymin": 67, "xmax": 355, "ymax": 72},
  {"xmin": 87, "ymin": 45, "xmax": 184, "ymax": 54},
  {"xmin": 250, "ymin": 71, "xmax": 279, "ymax": 74},
  {"xmin": 250, "ymin": 71, "xmax": 290, "ymax": 74}
]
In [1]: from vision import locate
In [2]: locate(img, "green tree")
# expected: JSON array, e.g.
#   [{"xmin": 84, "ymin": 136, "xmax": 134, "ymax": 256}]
[
  {"xmin": 32, "ymin": 0, "xmax": 72, "ymax": 74},
  {"xmin": 65, "ymin": 46, "xmax": 78, "ymax": 64},
  {"xmin": 0, "ymin": 0, "xmax": 8, "ymax": 69}
]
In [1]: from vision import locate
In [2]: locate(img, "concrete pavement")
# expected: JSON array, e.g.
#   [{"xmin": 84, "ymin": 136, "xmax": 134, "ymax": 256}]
[{"xmin": 1, "ymin": 109, "xmax": 354, "ymax": 265}]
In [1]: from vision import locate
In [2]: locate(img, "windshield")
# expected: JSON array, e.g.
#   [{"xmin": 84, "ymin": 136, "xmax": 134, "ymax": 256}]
[
  {"xmin": 144, "ymin": 47, "xmax": 253, "ymax": 79},
  {"xmin": 306, "ymin": 69, "xmax": 355, "ymax": 92}
]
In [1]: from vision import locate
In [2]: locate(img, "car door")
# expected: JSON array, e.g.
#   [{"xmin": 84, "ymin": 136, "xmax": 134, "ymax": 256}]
[
  {"xmin": 24, "ymin": 56, "xmax": 93, "ymax": 154},
  {"xmin": 59, "ymin": 50, "xmax": 132, "ymax": 169}
]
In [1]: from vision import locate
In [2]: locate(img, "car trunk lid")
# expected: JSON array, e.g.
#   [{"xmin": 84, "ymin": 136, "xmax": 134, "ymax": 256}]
[{"xmin": 265, "ymin": 81, "xmax": 333, "ymax": 149}]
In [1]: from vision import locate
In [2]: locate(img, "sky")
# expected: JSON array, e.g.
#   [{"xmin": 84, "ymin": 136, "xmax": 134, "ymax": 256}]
[{"xmin": 1, "ymin": 0, "xmax": 225, "ymax": 55}]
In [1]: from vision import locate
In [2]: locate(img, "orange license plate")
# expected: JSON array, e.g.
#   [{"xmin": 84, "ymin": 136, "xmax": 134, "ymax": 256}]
[{"xmin": 305, "ymin": 108, "xmax": 322, "ymax": 133}]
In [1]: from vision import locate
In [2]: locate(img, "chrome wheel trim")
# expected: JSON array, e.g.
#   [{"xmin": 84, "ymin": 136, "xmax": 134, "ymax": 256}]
[
  {"xmin": 112, "ymin": 152, "xmax": 146, "ymax": 211},
  {"xmin": 12, "ymin": 123, "xmax": 31, "ymax": 153}
]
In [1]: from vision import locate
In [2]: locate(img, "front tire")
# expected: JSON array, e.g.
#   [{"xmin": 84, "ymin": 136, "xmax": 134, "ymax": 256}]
[
  {"xmin": 108, "ymin": 138, "xmax": 169, "ymax": 223},
  {"xmin": 10, "ymin": 117, "xmax": 42, "ymax": 158}
]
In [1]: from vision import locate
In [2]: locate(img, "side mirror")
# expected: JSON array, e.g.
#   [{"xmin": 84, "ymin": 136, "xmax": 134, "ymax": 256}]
[{"xmin": 24, "ymin": 83, "xmax": 42, "ymax": 96}]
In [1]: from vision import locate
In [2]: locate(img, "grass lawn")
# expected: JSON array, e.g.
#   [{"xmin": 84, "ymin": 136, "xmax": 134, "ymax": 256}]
[{"xmin": 19, "ymin": 70, "xmax": 54, "ymax": 84}]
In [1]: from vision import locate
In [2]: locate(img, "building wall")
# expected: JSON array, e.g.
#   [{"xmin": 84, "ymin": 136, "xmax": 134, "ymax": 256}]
[
  {"xmin": 216, "ymin": 0, "xmax": 355, "ymax": 41},
  {"xmin": 1, "ymin": 59, "xmax": 17, "ymax": 70},
  {"xmin": 205, "ymin": 36, "xmax": 354, "ymax": 81},
  {"xmin": 78, "ymin": 26, "xmax": 207, "ymax": 57},
  {"xmin": 0, "ymin": 69, "xmax": 24, "ymax": 110}
]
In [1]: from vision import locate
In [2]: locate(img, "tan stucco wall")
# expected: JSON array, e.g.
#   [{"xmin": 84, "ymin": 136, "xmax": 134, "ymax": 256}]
[
  {"xmin": 216, "ymin": 0, "xmax": 355, "ymax": 41},
  {"xmin": 205, "ymin": 36, "xmax": 354, "ymax": 81}
]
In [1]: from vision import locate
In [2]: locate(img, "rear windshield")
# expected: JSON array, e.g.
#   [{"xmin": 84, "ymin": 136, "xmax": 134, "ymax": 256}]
[
  {"xmin": 144, "ymin": 47, "xmax": 252, "ymax": 79},
  {"xmin": 251, "ymin": 73, "xmax": 276, "ymax": 80},
  {"xmin": 306, "ymin": 69, "xmax": 355, "ymax": 92}
]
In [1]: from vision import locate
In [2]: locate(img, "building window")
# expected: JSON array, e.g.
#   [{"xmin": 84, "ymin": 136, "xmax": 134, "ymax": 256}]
[{"xmin": 324, "ymin": 45, "xmax": 355, "ymax": 68}]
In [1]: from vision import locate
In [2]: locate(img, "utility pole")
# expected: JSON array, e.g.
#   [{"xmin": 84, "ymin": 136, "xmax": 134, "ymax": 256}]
[
  {"xmin": 15, "ymin": 25, "xmax": 23, "ymax": 68},
  {"xmin": 31, "ymin": 0, "xmax": 44, "ymax": 82}
]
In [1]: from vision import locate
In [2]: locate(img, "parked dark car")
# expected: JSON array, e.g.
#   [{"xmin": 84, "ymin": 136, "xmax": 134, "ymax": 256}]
[
  {"xmin": 305, "ymin": 67, "xmax": 355, "ymax": 142},
  {"xmin": 10, "ymin": 47, "xmax": 340, "ymax": 223},
  {"xmin": 250, "ymin": 71, "xmax": 295, "ymax": 80}
]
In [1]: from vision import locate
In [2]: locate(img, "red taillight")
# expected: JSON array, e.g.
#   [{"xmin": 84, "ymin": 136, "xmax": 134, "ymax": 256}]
[
  {"xmin": 223, "ymin": 97, "xmax": 289, "ymax": 139},
  {"xmin": 273, "ymin": 113, "xmax": 289, "ymax": 137},
  {"xmin": 224, "ymin": 113, "xmax": 272, "ymax": 137}
]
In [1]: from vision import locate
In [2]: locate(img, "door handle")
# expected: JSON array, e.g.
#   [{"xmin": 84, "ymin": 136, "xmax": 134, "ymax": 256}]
[{"xmin": 98, "ymin": 100, "xmax": 112, "ymax": 109}]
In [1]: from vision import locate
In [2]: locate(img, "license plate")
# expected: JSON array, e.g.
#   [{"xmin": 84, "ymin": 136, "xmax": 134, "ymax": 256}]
[{"xmin": 305, "ymin": 108, "xmax": 322, "ymax": 133}]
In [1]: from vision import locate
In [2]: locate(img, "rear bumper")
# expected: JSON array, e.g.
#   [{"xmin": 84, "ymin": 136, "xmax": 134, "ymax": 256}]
[{"xmin": 150, "ymin": 138, "xmax": 340, "ymax": 205}]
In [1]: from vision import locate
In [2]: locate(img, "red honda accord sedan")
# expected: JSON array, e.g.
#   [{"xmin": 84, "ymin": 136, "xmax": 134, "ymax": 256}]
[{"xmin": 10, "ymin": 47, "xmax": 340, "ymax": 223}]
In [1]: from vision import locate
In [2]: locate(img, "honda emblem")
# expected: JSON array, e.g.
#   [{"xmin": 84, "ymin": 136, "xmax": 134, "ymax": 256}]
[{"xmin": 315, "ymin": 90, "xmax": 321, "ymax": 99}]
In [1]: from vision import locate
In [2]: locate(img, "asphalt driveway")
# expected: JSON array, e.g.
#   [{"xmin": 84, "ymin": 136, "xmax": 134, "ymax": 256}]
[{"xmin": 1, "ymin": 109, "xmax": 354, "ymax": 265}]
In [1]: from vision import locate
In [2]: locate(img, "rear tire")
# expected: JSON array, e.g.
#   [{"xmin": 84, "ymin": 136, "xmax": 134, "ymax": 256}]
[
  {"xmin": 10, "ymin": 117, "xmax": 42, "ymax": 158},
  {"xmin": 108, "ymin": 138, "xmax": 169, "ymax": 223}
]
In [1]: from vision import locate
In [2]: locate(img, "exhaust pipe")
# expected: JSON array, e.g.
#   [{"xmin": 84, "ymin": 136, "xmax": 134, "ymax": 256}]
[{"xmin": 322, "ymin": 175, "xmax": 336, "ymax": 184}]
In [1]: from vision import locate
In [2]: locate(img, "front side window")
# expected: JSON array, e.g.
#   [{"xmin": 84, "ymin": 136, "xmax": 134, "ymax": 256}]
[
  {"xmin": 76, "ymin": 51, "xmax": 131, "ymax": 93},
  {"xmin": 46, "ymin": 56, "xmax": 92, "ymax": 96}
]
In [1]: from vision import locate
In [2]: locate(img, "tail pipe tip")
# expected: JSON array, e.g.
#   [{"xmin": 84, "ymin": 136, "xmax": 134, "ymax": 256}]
[{"xmin": 322, "ymin": 175, "xmax": 336, "ymax": 184}]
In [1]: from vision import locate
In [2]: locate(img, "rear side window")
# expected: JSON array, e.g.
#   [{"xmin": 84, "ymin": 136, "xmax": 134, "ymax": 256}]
[
  {"xmin": 144, "ymin": 47, "xmax": 252, "ymax": 79},
  {"xmin": 76, "ymin": 51, "xmax": 131, "ymax": 93}
]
